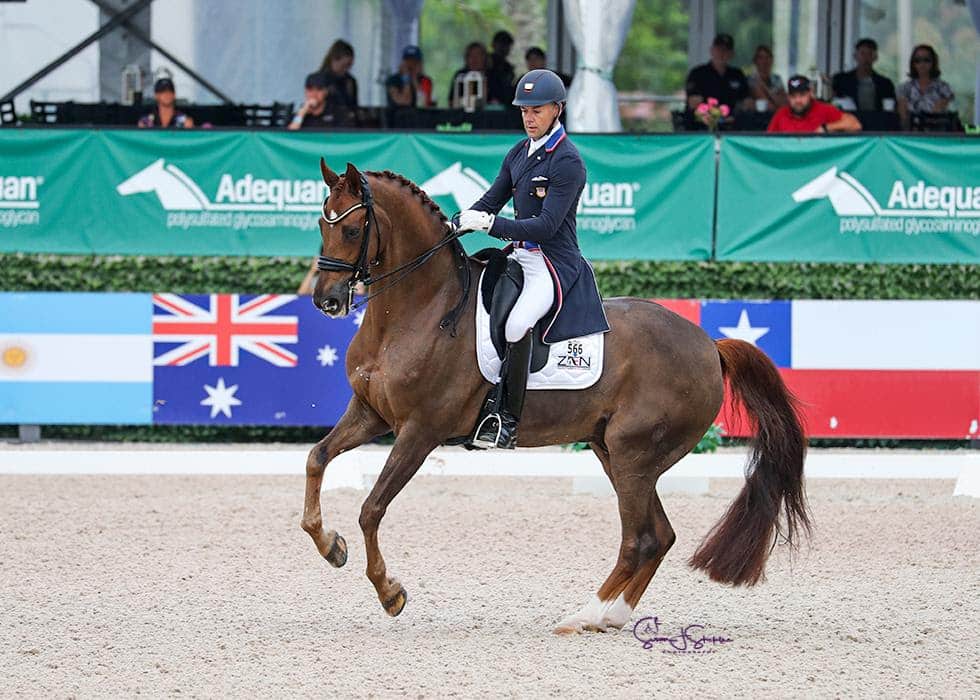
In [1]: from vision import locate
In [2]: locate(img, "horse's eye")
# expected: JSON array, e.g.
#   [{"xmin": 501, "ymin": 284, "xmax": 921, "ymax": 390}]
[{"xmin": 343, "ymin": 225, "xmax": 360, "ymax": 240}]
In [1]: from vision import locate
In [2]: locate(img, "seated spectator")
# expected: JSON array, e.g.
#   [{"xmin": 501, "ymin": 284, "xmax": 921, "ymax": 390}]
[
  {"xmin": 685, "ymin": 33, "xmax": 752, "ymax": 117},
  {"xmin": 486, "ymin": 30, "xmax": 516, "ymax": 104},
  {"xmin": 386, "ymin": 45, "xmax": 434, "ymax": 108},
  {"xmin": 138, "ymin": 78, "xmax": 194, "ymax": 128},
  {"xmin": 525, "ymin": 47, "xmax": 572, "ymax": 87},
  {"xmin": 747, "ymin": 45, "xmax": 786, "ymax": 110},
  {"xmin": 288, "ymin": 72, "xmax": 332, "ymax": 130},
  {"xmin": 831, "ymin": 38, "xmax": 896, "ymax": 111},
  {"xmin": 897, "ymin": 44, "xmax": 954, "ymax": 129},
  {"xmin": 318, "ymin": 39, "xmax": 359, "ymax": 119},
  {"xmin": 767, "ymin": 75, "xmax": 862, "ymax": 133},
  {"xmin": 449, "ymin": 42, "xmax": 489, "ymax": 108}
]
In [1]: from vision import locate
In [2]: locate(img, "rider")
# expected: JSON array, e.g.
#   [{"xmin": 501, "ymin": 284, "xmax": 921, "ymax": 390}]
[{"xmin": 455, "ymin": 69, "xmax": 610, "ymax": 449}]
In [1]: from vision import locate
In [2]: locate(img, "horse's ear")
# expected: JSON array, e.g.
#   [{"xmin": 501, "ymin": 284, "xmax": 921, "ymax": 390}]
[
  {"xmin": 319, "ymin": 157, "xmax": 339, "ymax": 187},
  {"xmin": 344, "ymin": 162, "xmax": 362, "ymax": 196}
]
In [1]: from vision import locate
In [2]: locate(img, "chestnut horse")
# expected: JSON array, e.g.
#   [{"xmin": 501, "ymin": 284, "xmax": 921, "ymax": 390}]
[{"xmin": 302, "ymin": 160, "xmax": 811, "ymax": 634}]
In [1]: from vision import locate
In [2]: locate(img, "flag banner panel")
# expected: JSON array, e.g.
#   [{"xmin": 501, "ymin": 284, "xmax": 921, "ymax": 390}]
[{"xmin": 0, "ymin": 292, "xmax": 974, "ymax": 438}]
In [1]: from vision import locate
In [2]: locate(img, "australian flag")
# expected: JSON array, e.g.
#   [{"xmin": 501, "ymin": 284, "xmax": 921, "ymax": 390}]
[{"xmin": 152, "ymin": 293, "xmax": 361, "ymax": 425}]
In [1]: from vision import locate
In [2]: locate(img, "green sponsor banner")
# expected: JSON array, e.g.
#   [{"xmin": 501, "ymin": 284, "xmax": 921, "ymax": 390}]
[
  {"xmin": 0, "ymin": 129, "xmax": 713, "ymax": 260},
  {"xmin": 716, "ymin": 136, "xmax": 980, "ymax": 264}
]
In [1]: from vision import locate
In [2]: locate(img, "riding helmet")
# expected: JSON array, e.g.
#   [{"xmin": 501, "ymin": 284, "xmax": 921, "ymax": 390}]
[{"xmin": 512, "ymin": 69, "xmax": 566, "ymax": 106}]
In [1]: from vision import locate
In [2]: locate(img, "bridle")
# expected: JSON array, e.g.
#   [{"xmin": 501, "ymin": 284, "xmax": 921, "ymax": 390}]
[
  {"xmin": 316, "ymin": 173, "xmax": 382, "ymax": 310},
  {"xmin": 316, "ymin": 173, "xmax": 472, "ymax": 334}
]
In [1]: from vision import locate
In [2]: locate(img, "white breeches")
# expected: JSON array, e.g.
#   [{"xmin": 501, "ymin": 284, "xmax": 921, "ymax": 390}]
[{"xmin": 505, "ymin": 247, "xmax": 556, "ymax": 343}]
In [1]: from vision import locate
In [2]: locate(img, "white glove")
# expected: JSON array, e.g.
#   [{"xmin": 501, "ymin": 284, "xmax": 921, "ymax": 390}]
[{"xmin": 458, "ymin": 209, "xmax": 495, "ymax": 232}]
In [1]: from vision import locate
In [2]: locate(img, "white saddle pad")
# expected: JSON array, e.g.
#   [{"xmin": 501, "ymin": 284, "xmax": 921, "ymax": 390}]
[{"xmin": 475, "ymin": 270, "xmax": 604, "ymax": 390}]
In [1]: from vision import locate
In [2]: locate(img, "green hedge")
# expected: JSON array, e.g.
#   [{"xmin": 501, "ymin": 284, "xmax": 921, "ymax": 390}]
[
  {"xmin": 2, "ymin": 253, "xmax": 978, "ymax": 299},
  {"xmin": 1, "ymin": 253, "xmax": 975, "ymax": 445}
]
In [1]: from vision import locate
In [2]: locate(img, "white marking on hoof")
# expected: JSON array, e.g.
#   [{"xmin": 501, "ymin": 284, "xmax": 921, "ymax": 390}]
[{"xmin": 553, "ymin": 593, "xmax": 634, "ymax": 634}]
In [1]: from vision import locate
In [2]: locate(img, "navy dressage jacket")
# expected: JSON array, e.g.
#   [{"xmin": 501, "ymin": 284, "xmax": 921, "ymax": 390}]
[{"xmin": 470, "ymin": 124, "xmax": 610, "ymax": 343}]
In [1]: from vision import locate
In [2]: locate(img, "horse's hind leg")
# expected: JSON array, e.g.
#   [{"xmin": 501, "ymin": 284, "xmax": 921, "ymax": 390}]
[
  {"xmin": 553, "ymin": 438, "xmax": 680, "ymax": 635},
  {"xmin": 618, "ymin": 489, "xmax": 675, "ymax": 610},
  {"xmin": 301, "ymin": 397, "xmax": 388, "ymax": 566},
  {"xmin": 553, "ymin": 442, "xmax": 639, "ymax": 634}
]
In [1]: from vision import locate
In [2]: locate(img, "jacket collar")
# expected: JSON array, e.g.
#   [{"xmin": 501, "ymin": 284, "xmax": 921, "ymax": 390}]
[{"xmin": 527, "ymin": 120, "xmax": 564, "ymax": 157}]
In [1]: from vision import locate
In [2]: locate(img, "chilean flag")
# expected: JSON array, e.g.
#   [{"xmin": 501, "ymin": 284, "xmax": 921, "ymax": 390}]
[{"xmin": 655, "ymin": 299, "xmax": 980, "ymax": 439}]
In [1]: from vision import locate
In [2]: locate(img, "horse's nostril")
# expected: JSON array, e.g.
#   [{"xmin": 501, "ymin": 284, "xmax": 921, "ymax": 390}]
[{"xmin": 322, "ymin": 299, "xmax": 340, "ymax": 313}]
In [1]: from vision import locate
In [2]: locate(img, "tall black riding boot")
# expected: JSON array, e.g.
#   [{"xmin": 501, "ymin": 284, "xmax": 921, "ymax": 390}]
[{"xmin": 472, "ymin": 330, "xmax": 532, "ymax": 449}]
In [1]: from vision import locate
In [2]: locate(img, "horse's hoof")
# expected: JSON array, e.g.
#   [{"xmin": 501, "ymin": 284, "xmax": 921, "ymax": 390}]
[
  {"xmin": 553, "ymin": 621, "xmax": 583, "ymax": 635},
  {"xmin": 324, "ymin": 531, "xmax": 347, "ymax": 568},
  {"xmin": 382, "ymin": 585, "xmax": 408, "ymax": 617}
]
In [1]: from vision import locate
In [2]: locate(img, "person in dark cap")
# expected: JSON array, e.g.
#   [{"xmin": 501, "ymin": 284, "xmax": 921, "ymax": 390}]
[
  {"xmin": 767, "ymin": 75, "xmax": 861, "ymax": 133},
  {"xmin": 684, "ymin": 33, "xmax": 751, "ymax": 124},
  {"xmin": 525, "ymin": 47, "xmax": 572, "ymax": 87},
  {"xmin": 831, "ymin": 38, "xmax": 896, "ymax": 111},
  {"xmin": 138, "ymin": 77, "xmax": 194, "ymax": 128},
  {"xmin": 487, "ymin": 29, "xmax": 517, "ymax": 104},
  {"xmin": 386, "ymin": 45, "xmax": 434, "ymax": 108},
  {"xmin": 287, "ymin": 72, "xmax": 332, "ymax": 130}
]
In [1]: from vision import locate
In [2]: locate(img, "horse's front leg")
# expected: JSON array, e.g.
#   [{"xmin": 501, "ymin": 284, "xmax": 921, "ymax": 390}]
[
  {"xmin": 358, "ymin": 425, "xmax": 440, "ymax": 616},
  {"xmin": 302, "ymin": 396, "xmax": 388, "ymax": 566}
]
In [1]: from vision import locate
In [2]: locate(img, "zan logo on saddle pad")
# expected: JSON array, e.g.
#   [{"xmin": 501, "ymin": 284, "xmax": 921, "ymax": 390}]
[{"xmin": 556, "ymin": 341, "xmax": 593, "ymax": 370}]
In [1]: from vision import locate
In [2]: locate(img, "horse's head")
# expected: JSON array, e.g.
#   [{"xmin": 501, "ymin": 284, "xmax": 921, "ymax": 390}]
[{"xmin": 314, "ymin": 160, "xmax": 384, "ymax": 318}]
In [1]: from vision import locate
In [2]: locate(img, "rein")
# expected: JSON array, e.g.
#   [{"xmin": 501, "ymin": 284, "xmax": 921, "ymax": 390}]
[{"xmin": 316, "ymin": 175, "xmax": 472, "ymax": 336}]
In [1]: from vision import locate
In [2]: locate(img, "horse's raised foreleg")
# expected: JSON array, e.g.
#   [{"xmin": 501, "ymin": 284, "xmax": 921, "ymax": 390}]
[
  {"xmin": 301, "ymin": 397, "xmax": 388, "ymax": 566},
  {"xmin": 358, "ymin": 426, "xmax": 439, "ymax": 617}
]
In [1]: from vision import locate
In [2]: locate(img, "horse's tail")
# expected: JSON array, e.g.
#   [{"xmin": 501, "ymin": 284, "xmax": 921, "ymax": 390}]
[{"xmin": 688, "ymin": 338, "xmax": 812, "ymax": 586}]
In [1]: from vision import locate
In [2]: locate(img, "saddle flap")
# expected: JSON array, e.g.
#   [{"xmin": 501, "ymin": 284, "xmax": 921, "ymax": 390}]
[
  {"xmin": 475, "ymin": 268, "xmax": 604, "ymax": 392},
  {"xmin": 488, "ymin": 259, "xmax": 524, "ymax": 360}
]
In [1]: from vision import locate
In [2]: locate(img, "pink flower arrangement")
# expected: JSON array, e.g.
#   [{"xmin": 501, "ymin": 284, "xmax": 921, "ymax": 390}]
[{"xmin": 695, "ymin": 97, "xmax": 730, "ymax": 130}]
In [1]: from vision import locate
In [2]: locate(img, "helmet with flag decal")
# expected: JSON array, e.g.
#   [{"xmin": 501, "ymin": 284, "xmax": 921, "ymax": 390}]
[{"xmin": 512, "ymin": 69, "xmax": 566, "ymax": 106}]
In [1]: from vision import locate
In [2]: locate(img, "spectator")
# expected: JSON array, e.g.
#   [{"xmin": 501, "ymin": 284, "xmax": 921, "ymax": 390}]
[
  {"xmin": 288, "ymin": 72, "xmax": 332, "ymax": 130},
  {"xmin": 486, "ymin": 30, "xmax": 516, "ymax": 104},
  {"xmin": 747, "ymin": 45, "xmax": 787, "ymax": 110},
  {"xmin": 525, "ymin": 47, "xmax": 572, "ymax": 87},
  {"xmin": 831, "ymin": 38, "xmax": 896, "ymax": 111},
  {"xmin": 897, "ymin": 44, "xmax": 954, "ymax": 129},
  {"xmin": 318, "ymin": 39, "xmax": 359, "ymax": 117},
  {"xmin": 448, "ymin": 42, "xmax": 489, "ymax": 108},
  {"xmin": 685, "ymin": 33, "xmax": 751, "ymax": 117},
  {"xmin": 767, "ymin": 75, "xmax": 862, "ymax": 133},
  {"xmin": 386, "ymin": 45, "xmax": 434, "ymax": 108},
  {"xmin": 138, "ymin": 78, "xmax": 194, "ymax": 128}
]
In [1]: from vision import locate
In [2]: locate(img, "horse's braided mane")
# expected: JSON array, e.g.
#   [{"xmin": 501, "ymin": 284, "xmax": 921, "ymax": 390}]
[
  {"xmin": 358, "ymin": 169, "xmax": 469, "ymax": 337},
  {"xmin": 365, "ymin": 169, "xmax": 448, "ymax": 224}
]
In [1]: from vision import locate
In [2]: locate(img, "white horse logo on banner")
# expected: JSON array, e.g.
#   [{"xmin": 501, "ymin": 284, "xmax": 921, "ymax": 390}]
[
  {"xmin": 420, "ymin": 162, "xmax": 514, "ymax": 216},
  {"xmin": 791, "ymin": 167, "xmax": 881, "ymax": 216},
  {"xmin": 116, "ymin": 158, "xmax": 209, "ymax": 210}
]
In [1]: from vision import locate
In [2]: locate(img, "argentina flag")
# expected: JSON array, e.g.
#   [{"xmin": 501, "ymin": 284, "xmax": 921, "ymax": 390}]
[{"xmin": 0, "ymin": 292, "xmax": 153, "ymax": 423}]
